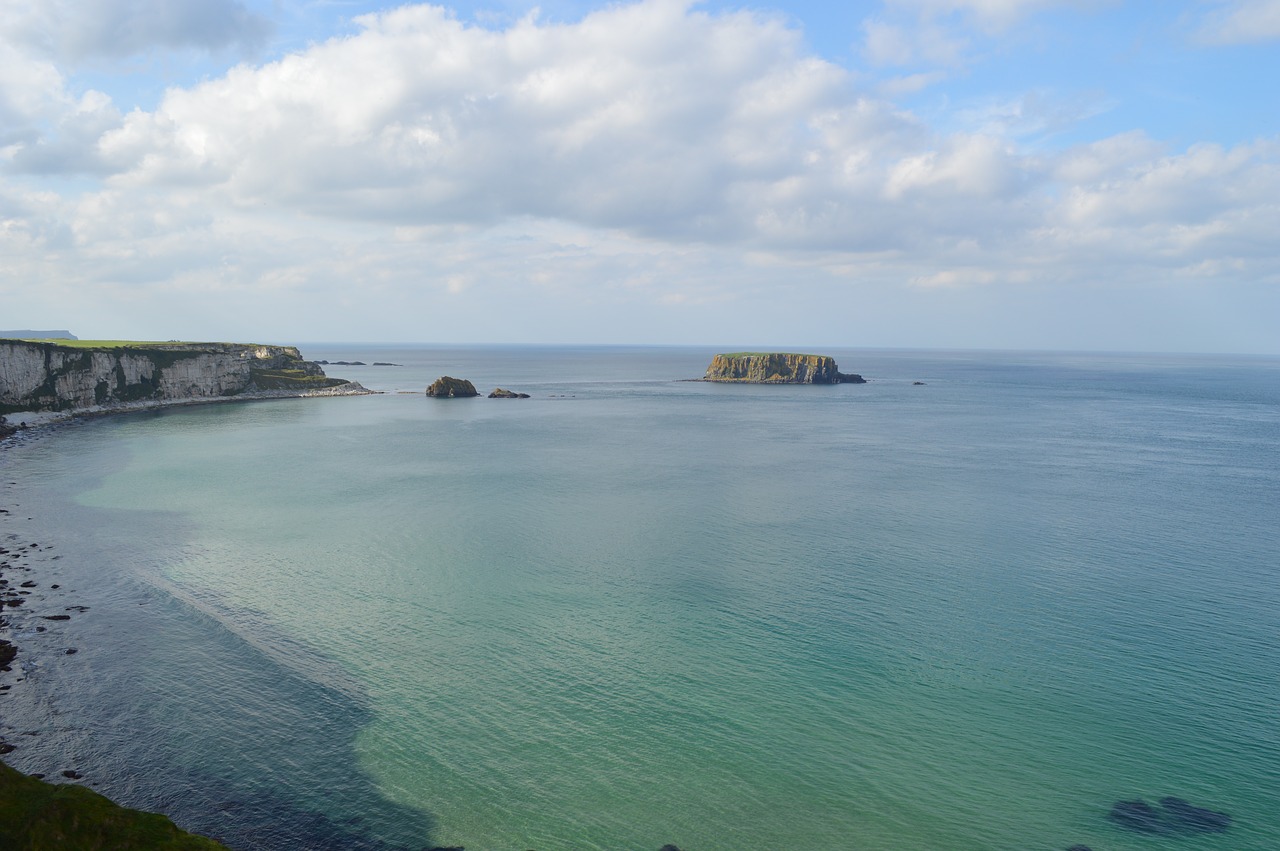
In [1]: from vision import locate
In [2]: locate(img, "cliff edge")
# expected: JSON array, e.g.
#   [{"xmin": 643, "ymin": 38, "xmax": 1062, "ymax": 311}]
[
  {"xmin": 0, "ymin": 340, "xmax": 367, "ymax": 416},
  {"xmin": 703, "ymin": 352, "xmax": 865, "ymax": 384},
  {"xmin": 0, "ymin": 761, "xmax": 229, "ymax": 850}
]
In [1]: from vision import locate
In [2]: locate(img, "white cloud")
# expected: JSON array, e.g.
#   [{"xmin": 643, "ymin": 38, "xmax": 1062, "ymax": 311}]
[
  {"xmin": 95, "ymin": 1, "xmax": 924, "ymax": 247},
  {"xmin": 1193, "ymin": 0, "xmax": 1280, "ymax": 44},
  {"xmin": 2, "ymin": 0, "xmax": 1279, "ymax": 350},
  {"xmin": 0, "ymin": 0, "xmax": 272, "ymax": 62},
  {"xmin": 0, "ymin": 42, "xmax": 73, "ymax": 147},
  {"xmin": 861, "ymin": 18, "xmax": 968, "ymax": 66},
  {"xmin": 1054, "ymin": 131, "xmax": 1167, "ymax": 184}
]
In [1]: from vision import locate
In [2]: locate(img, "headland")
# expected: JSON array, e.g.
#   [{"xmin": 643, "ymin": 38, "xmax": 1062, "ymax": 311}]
[{"xmin": 0, "ymin": 339, "xmax": 370, "ymax": 428}]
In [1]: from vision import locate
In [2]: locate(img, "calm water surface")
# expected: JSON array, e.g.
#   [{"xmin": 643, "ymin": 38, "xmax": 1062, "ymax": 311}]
[{"xmin": 2, "ymin": 346, "xmax": 1278, "ymax": 850}]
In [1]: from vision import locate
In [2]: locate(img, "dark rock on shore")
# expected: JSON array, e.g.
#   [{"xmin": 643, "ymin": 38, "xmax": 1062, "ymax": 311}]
[
  {"xmin": 488, "ymin": 388, "xmax": 530, "ymax": 398},
  {"xmin": 426, "ymin": 377, "xmax": 478, "ymax": 398}
]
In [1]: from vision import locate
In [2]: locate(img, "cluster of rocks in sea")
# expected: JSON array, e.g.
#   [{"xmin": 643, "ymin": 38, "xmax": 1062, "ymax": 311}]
[
  {"xmin": 313, "ymin": 360, "xmax": 401, "ymax": 366},
  {"xmin": 1109, "ymin": 796, "xmax": 1230, "ymax": 834},
  {"xmin": 425, "ymin": 376, "xmax": 531, "ymax": 398},
  {"xmin": 1063, "ymin": 795, "xmax": 1232, "ymax": 851}
]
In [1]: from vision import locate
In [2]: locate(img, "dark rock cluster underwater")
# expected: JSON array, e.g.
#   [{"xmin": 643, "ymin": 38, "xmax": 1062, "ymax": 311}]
[
  {"xmin": 1065, "ymin": 795, "xmax": 1231, "ymax": 851},
  {"xmin": 1109, "ymin": 796, "xmax": 1231, "ymax": 834}
]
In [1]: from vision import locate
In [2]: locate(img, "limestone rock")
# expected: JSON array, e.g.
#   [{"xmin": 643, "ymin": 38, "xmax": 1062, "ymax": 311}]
[
  {"xmin": 0, "ymin": 340, "xmax": 365, "ymax": 414},
  {"xmin": 426, "ymin": 376, "xmax": 478, "ymax": 397},
  {"xmin": 488, "ymin": 388, "xmax": 530, "ymax": 398}
]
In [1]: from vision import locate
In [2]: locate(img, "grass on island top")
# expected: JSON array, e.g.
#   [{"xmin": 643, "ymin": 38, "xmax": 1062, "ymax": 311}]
[
  {"xmin": 0, "ymin": 761, "xmax": 228, "ymax": 850},
  {"xmin": 716, "ymin": 352, "xmax": 827, "ymax": 359}
]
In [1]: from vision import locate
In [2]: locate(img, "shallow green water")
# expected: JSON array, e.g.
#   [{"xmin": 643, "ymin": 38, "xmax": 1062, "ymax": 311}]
[{"xmin": 3, "ymin": 347, "xmax": 1278, "ymax": 850}]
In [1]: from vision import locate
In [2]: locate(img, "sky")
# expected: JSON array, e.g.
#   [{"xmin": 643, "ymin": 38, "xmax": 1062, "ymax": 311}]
[{"xmin": 1, "ymin": 0, "xmax": 1278, "ymax": 351}]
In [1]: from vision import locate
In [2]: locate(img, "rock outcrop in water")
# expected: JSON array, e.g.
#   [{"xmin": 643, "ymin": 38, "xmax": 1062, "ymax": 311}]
[
  {"xmin": 1108, "ymin": 797, "xmax": 1231, "ymax": 835},
  {"xmin": 0, "ymin": 340, "xmax": 366, "ymax": 415},
  {"xmin": 488, "ymin": 388, "xmax": 530, "ymax": 398},
  {"xmin": 426, "ymin": 376, "xmax": 478, "ymax": 397},
  {"xmin": 702, "ymin": 352, "xmax": 865, "ymax": 384}
]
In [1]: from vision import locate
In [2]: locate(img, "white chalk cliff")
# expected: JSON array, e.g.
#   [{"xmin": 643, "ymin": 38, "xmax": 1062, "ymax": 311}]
[{"xmin": 0, "ymin": 340, "xmax": 367, "ymax": 415}]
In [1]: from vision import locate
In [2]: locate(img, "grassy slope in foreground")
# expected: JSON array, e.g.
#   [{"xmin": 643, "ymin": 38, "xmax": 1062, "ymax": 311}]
[{"xmin": 0, "ymin": 762, "xmax": 228, "ymax": 850}]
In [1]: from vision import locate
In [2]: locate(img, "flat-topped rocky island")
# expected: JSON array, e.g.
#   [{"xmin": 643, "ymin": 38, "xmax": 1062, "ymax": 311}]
[{"xmin": 702, "ymin": 352, "xmax": 865, "ymax": 384}]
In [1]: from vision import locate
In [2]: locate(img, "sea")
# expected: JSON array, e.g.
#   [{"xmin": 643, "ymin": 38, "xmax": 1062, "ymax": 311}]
[{"xmin": 1, "ymin": 346, "xmax": 1277, "ymax": 851}]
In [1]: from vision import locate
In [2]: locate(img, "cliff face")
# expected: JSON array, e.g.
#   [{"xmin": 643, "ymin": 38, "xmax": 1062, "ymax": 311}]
[
  {"xmin": 0, "ymin": 341, "xmax": 359, "ymax": 414},
  {"xmin": 703, "ymin": 353, "xmax": 864, "ymax": 384}
]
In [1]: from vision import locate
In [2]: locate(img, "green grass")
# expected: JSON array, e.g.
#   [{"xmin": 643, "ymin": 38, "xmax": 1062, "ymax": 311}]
[
  {"xmin": 2, "ymin": 340, "xmax": 241, "ymax": 349},
  {"xmin": 0, "ymin": 762, "xmax": 228, "ymax": 850},
  {"xmin": 249, "ymin": 368, "xmax": 347, "ymax": 391},
  {"xmin": 716, "ymin": 352, "xmax": 826, "ymax": 359}
]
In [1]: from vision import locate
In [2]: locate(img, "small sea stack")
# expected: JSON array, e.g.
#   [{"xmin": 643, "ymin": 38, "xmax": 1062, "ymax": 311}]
[
  {"xmin": 488, "ymin": 388, "xmax": 530, "ymax": 398},
  {"xmin": 426, "ymin": 376, "xmax": 479, "ymax": 397}
]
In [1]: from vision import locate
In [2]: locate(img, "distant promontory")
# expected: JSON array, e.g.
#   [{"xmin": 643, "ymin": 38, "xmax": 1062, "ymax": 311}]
[
  {"xmin": 703, "ymin": 352, "xmax": 865, "ymax": 384},
  {"xmin": 0, "ymin": 339, "xmax": 368, "ymax": 417}
]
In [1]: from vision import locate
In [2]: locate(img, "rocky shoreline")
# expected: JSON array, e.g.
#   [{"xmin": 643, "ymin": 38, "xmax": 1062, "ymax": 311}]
[
  {"xmin": 0, "ymin": 424, "xmax": 240, "ymax": 848},
  {"xmin": 0, "ymin": 381, "xmax": 373, "ymax": 433}
]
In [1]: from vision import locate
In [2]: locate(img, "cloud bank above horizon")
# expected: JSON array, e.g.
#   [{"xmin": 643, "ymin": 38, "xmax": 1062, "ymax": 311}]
[{"xmin": 2, "ymin": 0, "xmax": 1278, "ymax": 352}]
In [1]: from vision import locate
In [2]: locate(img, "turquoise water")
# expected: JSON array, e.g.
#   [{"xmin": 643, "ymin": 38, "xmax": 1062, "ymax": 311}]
[{"xmin": 2, "ymin": 347, "xmax": 1278, "ymax": 850}]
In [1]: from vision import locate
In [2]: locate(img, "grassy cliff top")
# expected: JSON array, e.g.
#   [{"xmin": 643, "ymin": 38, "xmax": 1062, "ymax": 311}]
[
  {"xmin": 3, "ymin": 340, "xmax": 256, "ymax": 349},
  {"xmin": 715, "ymin": 352, "xmax": 830, "ymax": 359},
  {"xmin": 0, "ymin": 762, "xmax": 229, "ymax": 850}
]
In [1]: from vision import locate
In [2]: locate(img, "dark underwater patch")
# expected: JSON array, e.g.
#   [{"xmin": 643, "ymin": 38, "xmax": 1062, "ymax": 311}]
[{"xmin": 1108, "ymin": 796, "xmax": 1231, "ymax": 836}]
